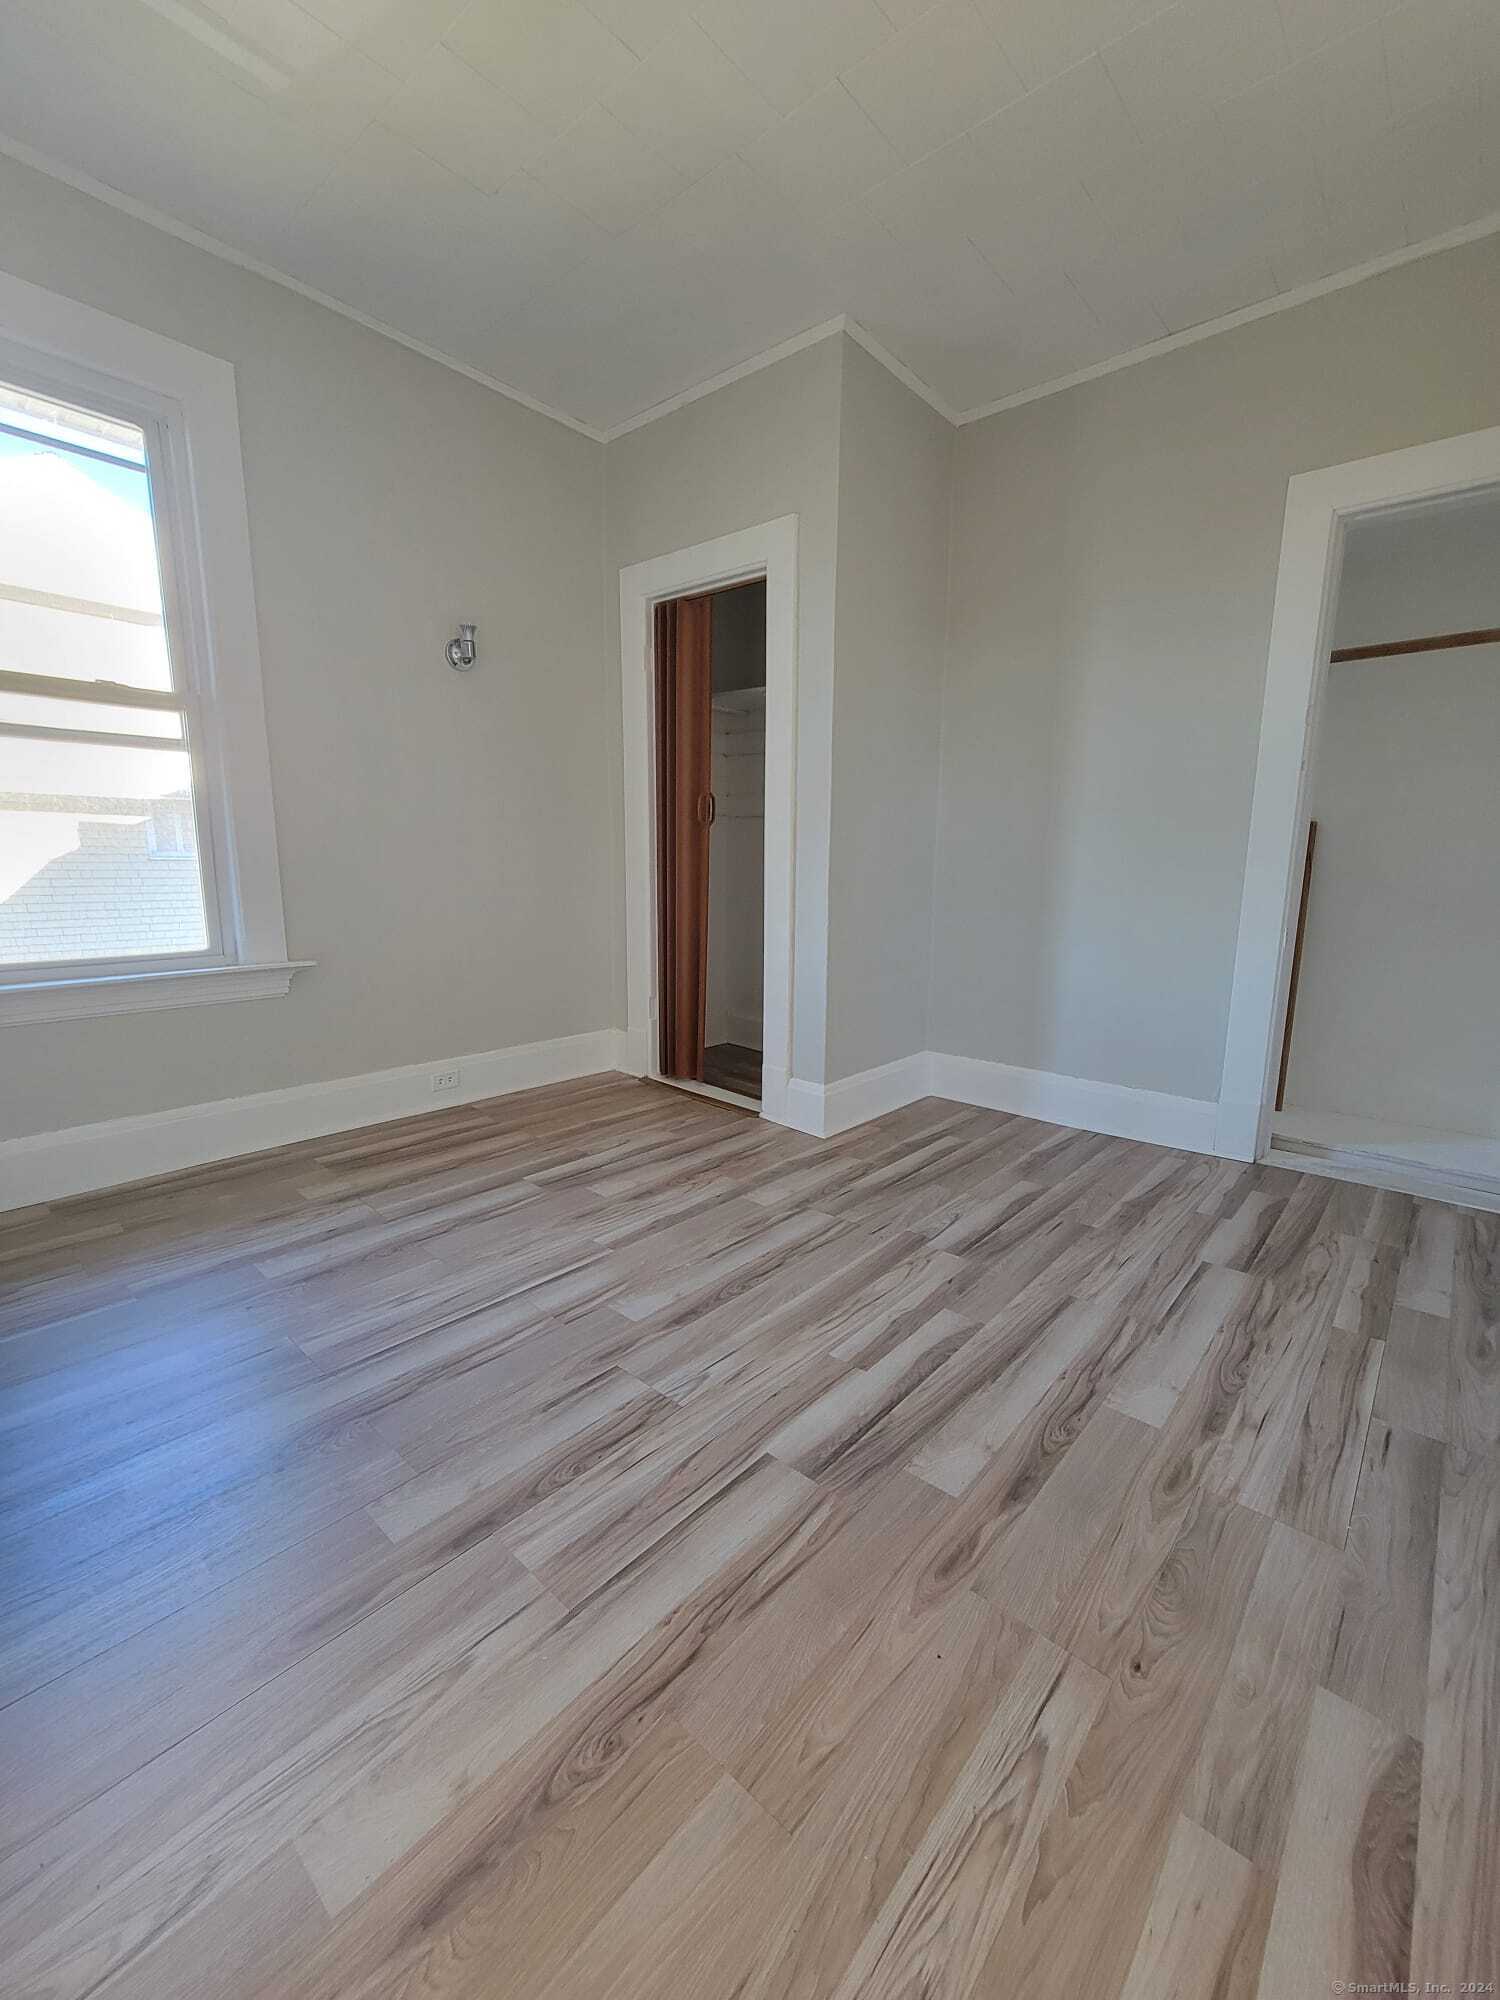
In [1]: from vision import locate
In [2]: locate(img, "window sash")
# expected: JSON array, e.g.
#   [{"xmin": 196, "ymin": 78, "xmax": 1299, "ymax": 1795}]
[{"xmin": 0, "ymin": 377, "xmax": 231, "ymax": 980}]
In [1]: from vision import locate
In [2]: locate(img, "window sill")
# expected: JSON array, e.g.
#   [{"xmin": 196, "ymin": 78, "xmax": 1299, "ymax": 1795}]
[{"xmin": 0, "ymin": 961, "xmax": 314, "ymax": 1026}]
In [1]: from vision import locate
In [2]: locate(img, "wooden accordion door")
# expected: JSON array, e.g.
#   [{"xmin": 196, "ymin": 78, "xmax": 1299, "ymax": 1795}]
[{"xmin": 654, "ymin": 593, "xmax": 714, "ymax": 1079}]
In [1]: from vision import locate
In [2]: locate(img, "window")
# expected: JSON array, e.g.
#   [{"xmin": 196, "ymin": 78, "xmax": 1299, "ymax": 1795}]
[
  {"xmin": 0, "ymin": 270, "xmax": 302, "ymax": 1024},
  {"xmin": 0, "ymin": 377, "xmax": 215, "ymax": 969}
]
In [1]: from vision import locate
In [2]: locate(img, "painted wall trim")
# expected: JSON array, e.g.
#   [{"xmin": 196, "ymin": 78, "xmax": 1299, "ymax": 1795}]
[
  {"xmin": 2, "ymin": 1028, "xmax": 626, "ymax": 1210},
  {"xmin": 929, "ymin": 1053, "xmax": 1219, "ymax": 1153},
  {"xmin": 599, "ymin": 317, "xmax": 849, "ymax": 441},
  {"xmin": 618, "ymin": 517, "xmax": 801, "ymax": 1132},
  {"xmin": 1219, "ymin": 417, "xmax": 1500, "ymax": 1165},
  {"xmin": 784, "ymin": 1052, "xmax": 933, "ymax": 1138},
  {"xmin": 8, "ymin": 132, "xmax": 1497, "ymax": 449},
  {"xmin": 786, "ymin": 1048, "xmax": 1218, "ymax": 1152},
  {"xmin": 957, "ymin": 208, "xmax": 1500, "ymax": 424},
  {"xmin": 0, "ymin": 960, "xmax": 313, "ymax": 1026},
  {"xmin": 0, "ymin": 134, "xmax": 605, "ymax": 441},
  {"xmin": 602, "ymin": 315, "xmax": 960, "ymax": 441}
]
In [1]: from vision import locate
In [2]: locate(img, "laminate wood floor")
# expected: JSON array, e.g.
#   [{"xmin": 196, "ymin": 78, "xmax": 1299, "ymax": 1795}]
[
  {"xmin": 2, "ymin": 1074, "xmax": 1496, "ymax": 2000},
  {"xmin": 701, "ymin": 1041, "xmax": 763, "ymax": 1102}
]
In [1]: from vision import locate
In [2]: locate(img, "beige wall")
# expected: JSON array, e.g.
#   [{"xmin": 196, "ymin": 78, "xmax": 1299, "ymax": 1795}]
[
  {"xmin": 1286, "ymin": 494, "xmax": 1500, "ymax": 1137},
  {"xmin": 9, "ymin": 142, "xmax": 1500, "ymax": 1149},
  {"xmin": 932, "ymin": 233, "xmax": 1500, "ymax": 1106},
  {"xmin": 604, "ymin": 339, "xmax": 844, "ymax": 1084},
  {"xmin": 0, "ymin": 153, "xmax": 612, "ymax": 1142},
  {"xmin": 828, "ymin": 339, "xmax": 952, "ymax": 1080}
]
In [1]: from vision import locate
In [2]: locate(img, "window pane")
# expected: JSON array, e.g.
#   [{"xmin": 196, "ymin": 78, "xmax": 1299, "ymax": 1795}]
[
  {"xmin": 0, "ymin": 736, "xmax": 209, "ymax": 967},
  {"xmin": 0, "ymin": 690, "xmax": 184, "ymax": 740},
  {"xmin": 0, "ymin": 378, "xmax": 174, "ymax": 693}
]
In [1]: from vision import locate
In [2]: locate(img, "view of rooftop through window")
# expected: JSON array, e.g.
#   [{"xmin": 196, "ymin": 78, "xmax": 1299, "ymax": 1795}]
[{"xmin": 0, "ymin": 376, "xmax": 211, "ymax": 969}]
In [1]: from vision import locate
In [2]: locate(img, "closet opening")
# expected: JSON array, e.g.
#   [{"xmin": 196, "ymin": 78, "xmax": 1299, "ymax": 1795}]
[
  {"xmin": 654, "ymin": 578, "xmax": 766, "ymax": 1107},
  {"xmin": 1269, "ymin": 487, "xmax": 1500, "ymax": 1206}
]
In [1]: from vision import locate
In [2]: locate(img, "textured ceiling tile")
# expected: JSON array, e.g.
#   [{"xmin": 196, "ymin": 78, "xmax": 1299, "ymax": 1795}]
[
  {"xmin": 871, "ymin": 0, "xmax": 945, "ymax": 21},
  {"xmin": 691, "ymin": 0, "xmax": 894, "ymax": 112},
  {"xmin": 339, "ymin": 0, "xmax": 467, "ymax": 70},
  {"xmin": 1213, "ymin": 20, "xmax": 1391, "ymax": 182},
  {"xmin": 444, "ymin": 0, "xmax": 640, "ymax": 134},
  {"xmin": 969, "ymin": 56, "xmax": 1140, "ymax": 195},
  {"xmin": 379, "ymin": 42, "xmax": 552, "ymax": 192},
  {"xmin": 297, "ymin": 0, "xmax": 401, "ymax": 35},
  {"xmin": 6, "ymin": 0, "xmax": 342, "ymax": 179},
  {"xmin": 534, "ymin": 104, "xmax": 686, "ymax": 230},
  {"xmin": 270, "ymin": 129, "xmax": 609, "ymax": 352},
  {"xmin": 1100, "ymin": 0, "xmax": 1291, "ymax": 146},
  {"xmin": 839, "ymin": 0, "xmax": 1025, "ymax": 162},
  {"xmin": 158, "ymin": 0, "xmax": 343, "ymax": 79},
  {"xmin": 1146, "ymin": 246, "xmax": 1279, "ymax": 326},
  {"xmin": 275, "ymin": 44, "xmax": 402, "ymax": 148},
  {"xmin": 860, "ymin": 133, "xmax": 995, "ymax": 243},
  {"xmin": 972, "ymin": 0, "xmax": 1176, "ymax": 88},
  {"xmin": 1270, "ymin": 0, "xmax": 1402, "ymax": 63},
  {"xmin": 0, "ymin": 0, "xmax": 1488, "ymax": 426},
  {"xmin": 741, "ymin": 81, "xmax": 903, "ymax": 214},
  {"xmin": 604, "ymin": 17, "xmax": 778, "ymax": 176},
  {"xmin": 580, "ymin": 0, "xmax": 689, "ymax": 56},
  {"xmin": 1381, "ymin": 0, "xmax": 1487, "ymax": 122},
  {"xmin": 967, "ymin": 179, "xmax": 1117, "ymax": 284},
  {"xmin": 1059, "ymin": 256, "xmax": 1171, "ymax": 346}
]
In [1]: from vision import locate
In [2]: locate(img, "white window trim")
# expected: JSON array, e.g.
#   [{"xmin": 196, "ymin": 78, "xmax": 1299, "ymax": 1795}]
[{"xmin": 0, "ymin": 268, "xmax": 308, "ymax": 1023}]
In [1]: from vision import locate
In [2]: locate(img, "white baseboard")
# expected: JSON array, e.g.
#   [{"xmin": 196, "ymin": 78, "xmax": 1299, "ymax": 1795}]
[
  {"xmin": 8, "ymin": 1031, "xmax": 1222, "ymax": 1212},
  {"xmin": 4, "ymin": 1028, "xmax": 626, "ymax": 1211},
  {"xmin": 782, "ymin": 1053, "xmax": 933, "ymax": 1139},
  {"xmin": 776, "ymin": 1049, "xmax": 1218, "ymax": 1151},
  {"xmin": 928, "ymin": 1052, "xmax": 1219, "ymax": 1154}
]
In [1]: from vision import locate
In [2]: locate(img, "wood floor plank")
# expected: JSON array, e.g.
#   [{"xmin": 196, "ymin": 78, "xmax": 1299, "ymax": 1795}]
[
  {"xmin": 735, "ymin": 1600, "xmax": 1045, "ymax": 2000},
  {"xmin": 975, "ymin": 1494, "xmax": 1271, "ymax": 2000},
  {"xmin": 1374, "ymin": 1306, "xmax": 1451, "ymax": 1443},
  {"xmin": 524, "ymin": 1771, "xmax": 789, "ymax": 2000},
  {"xmin": 1411, "ymin": 1441, "xmax": 1500, "ymax": 1992},
  {"xmin": 0, "ymin": 1078, "xmax": 1489, "ymax": 2000},
  {"xmin": 1449, "ymin": 1211, "xmax": 1500, "ymax": 1450},
  {"xmin": 1116, "ymin": 1814, "xmax": 1270, "ymax": 2000},
  {"xmin": 1187, "ymin": 1521, "xmax": 1344, "ymax": 1870},
  {"xmin": 1325, "ymin": 1419, "xmax": 1443, "ymax": 1737},
  {"xmin": 972, "ymin": 1404, "xmax": 1158, "ymax": 1635},
  {"xmin": 825, "ymin": 1636, "xmax": 1106, "ymax": 2000},
  {"xmin": 1396, "ymin": 1202, "xmax": 1458, "ymax": 1318},
  {"xmin": 1254, "ymin": 1687, "xmax": 1420, "ymax": 2000},
  {"xmin": 292, "ymin": 1457, "xmax": 814, "ymax": 1915}
]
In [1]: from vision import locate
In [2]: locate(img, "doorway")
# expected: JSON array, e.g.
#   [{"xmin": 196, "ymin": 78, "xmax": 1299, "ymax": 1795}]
[
  {"xmin": 655, "ymin": 580, "xmax": 767, "ymax": 1106},
  {"xmin": 617, "ymin": 514, "xmax": 799, "ymax": 1129},
  {"xmin": 1270, "ymin": 489, "xmax": 1500, "ymax": 1202},
  {"xmin": 1219, "ymin": 419, "xmax": 1500, "ymax": 1206}
]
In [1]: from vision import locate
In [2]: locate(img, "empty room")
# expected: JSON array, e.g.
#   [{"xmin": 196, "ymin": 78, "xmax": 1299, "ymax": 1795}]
[{"xmin": 0, "ymin": 1, "xmax": 1497, "ymax": 1996}]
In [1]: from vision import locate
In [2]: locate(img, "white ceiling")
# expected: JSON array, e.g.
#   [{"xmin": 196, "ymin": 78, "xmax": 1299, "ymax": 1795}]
[{"xmin": 0, "ymin": 0, "xmax": 1496, "ymax": 433}]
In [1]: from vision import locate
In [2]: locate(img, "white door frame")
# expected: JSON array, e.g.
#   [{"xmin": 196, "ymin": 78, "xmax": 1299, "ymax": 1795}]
[
  {"xmin": 1217, "ymin": 422, "xmax": 1500, "ymax": 1161},
  {"xmin": 618, "ymin": 516, "xmax": 798, "ymax": 1126}
]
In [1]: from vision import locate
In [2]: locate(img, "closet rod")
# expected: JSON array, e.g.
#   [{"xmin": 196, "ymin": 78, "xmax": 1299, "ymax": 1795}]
[{"xmin": 1331, "ymin": 625, "xmax": 1500, "ymax": 662}]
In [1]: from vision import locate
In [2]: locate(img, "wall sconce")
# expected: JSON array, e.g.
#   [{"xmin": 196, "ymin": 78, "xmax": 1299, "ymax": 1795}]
[{"xmin": 446, "ymin": 622, "xmax": 478, "ymax": 672}]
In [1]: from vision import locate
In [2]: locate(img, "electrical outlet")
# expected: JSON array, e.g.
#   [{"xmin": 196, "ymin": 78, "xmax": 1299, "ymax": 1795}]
[{"xmin": 431, "ymin": 1067, "xmax": 462, "ymax": 1093}]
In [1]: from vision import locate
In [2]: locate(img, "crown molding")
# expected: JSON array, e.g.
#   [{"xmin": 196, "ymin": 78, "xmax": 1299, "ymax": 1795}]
[
  {"xmin": 955, "ymin": 207, "xmax": 1500, "ymax": 425},
  {"xmin": 5, "ymin": 131, "xmax": 1499, "ymax": 449},
  {"xmin": 839, "ymin": 318, "xmax": 961, "ymax": 426},
  {"xmin": 598, "ymin": 316, "xmax": 850, "ymax": 440},
  {"xmin": 0, "ymin": 135, "xmax": 607, "ymax": 441}
]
